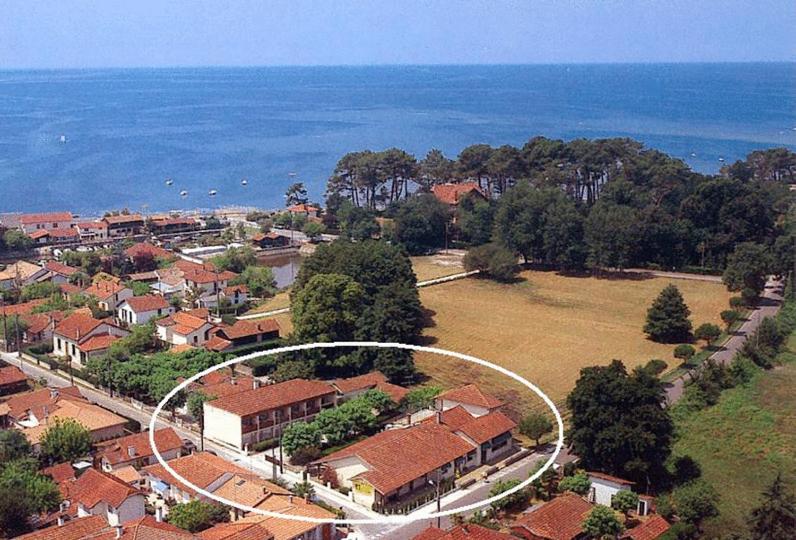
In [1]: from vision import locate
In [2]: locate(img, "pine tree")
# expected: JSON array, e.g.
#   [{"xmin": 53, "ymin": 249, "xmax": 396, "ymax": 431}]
[
  {"xmin": 644, "ymin": 284, "xmax": 693, "ymax": 343},
  {"xmin": 750, "ymin": 474, "xmax": 796, "ymax": 540}
]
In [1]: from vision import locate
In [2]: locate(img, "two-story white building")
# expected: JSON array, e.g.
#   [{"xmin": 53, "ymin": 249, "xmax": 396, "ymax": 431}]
[
  {"xmin": 155, "ymin": 309, "xmax": 216, "ymax": 347},
  {"xmin": 83, "ymin": 280, "xmax": 134, "ymax": 312},
  {"xmin": 67, "ymin": 468, "xmax": 146, "ymax": 526},
  {"xmin": 17, "ymin": 211, "xmax": 74, "ymax": 235},
  {"xmin": 52, "ymin": 313, "xmax": 129, "ymax": 366},
  {"xmin": 116, "ymin": 294, "xmax": 173, "ymax": 326}
]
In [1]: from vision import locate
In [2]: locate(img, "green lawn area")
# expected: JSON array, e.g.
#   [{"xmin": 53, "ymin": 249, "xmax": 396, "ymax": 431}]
[{"xmin": 672, "ymin": 345, "xmax": 796, "ymax": 537}]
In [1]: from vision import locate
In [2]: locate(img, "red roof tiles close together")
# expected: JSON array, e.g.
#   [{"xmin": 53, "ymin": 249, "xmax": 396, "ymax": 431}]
[
  {"xmin": 207, "ymin": 379, "xmax": 336, "ymax": 417},
  {"xmin": 511, "ymin": 493, "xmax": 593, "ymax": 540},
  {"xmin": 431, "ymin": 182, "xmax": 485, "ymax": 205}
]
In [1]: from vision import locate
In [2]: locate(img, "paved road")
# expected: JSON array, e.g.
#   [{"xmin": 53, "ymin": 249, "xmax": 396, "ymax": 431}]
[{"xmin": 664, "ymin": 277, "xmax": 784, "ymax": 403}]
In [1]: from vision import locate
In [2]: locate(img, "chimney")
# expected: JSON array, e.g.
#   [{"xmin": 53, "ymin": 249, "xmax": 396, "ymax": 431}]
[
  {"xmin": 230, "ymin": 376, "xmax": 236, "ymax": 386},
  {"xmin": 49, "ymin": 388, "xmax": 59, "ymax": 399},
  {"xmin": 252, "ymin": 379, "xmax": 260, "ymax": 389},
  {"xmin": 127, "ymin": 446, "xmax": 136, "ymax": 458},
  {"xmin": 155, "ymin": 505, "xmax": 164, "ymax": 523},
  {"xmin": 57, "ymin": 516, "xmax": 65, "ymax": 527},
  {"xmin": 436, "ymin": 410, "xmax": 442, "ymax": 424},
  {"xmin": 115, "ymin": 525, "xmax": 123, "ymax": 539},
  {"xmin": 288, "ymin": 495, "xmax": 293, "ymax": 504}
]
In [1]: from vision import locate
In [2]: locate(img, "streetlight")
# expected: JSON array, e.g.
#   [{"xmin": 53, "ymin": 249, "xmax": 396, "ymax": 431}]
[{"xmin": 428, "ymin": 470, "xmax": 442, "ymax": 527}]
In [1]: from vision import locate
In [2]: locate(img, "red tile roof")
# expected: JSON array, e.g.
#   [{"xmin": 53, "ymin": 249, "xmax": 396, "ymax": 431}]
[
  {"xmin": 45, "ymin": 261, "xmax": 79, "ymax": 276},
  {"xmin": 191, "ymin": 371, "xmax": 256, "ymax": 399},
  {"xmin": 421, "ymin": 406, "xmax": 515, "ymax": 444},
  {"xmin": 59, "ymin": 282, "xmax": 84, "ymax": 295},
  {"xmin": 332, "ymin": 371, "xmax": 409, "ymax": 403},
  {"xmin": 216, "ymin": 319, "xmax": 280, "ymax": 340},
  {"xmin": 184, "ymin": 267, "xmax": 238, "ymax": 284},
  {"xmin": 437, "ymin": 384, "xmax": 503, "ymax": 410},
  {"xmin": 414, "ymin": 524, "xmax": 514, "ymax": 540},
  {"xmin": 77, "ymin": 221, "xmax": 108, "ymax": 230},
  {"xmin": 4, "ymin": 386, "xmax": 85, "ymax": 420},
  {"xmin": 96, "ymin": 427, "xmax": 183, "ymax": 466},
  {"xmin": 53, "ymin": 313, "xmax": 105, "ymax": 341},
  {"xmin": 431, "ymin": 182, "xmax": 485, "ymax": 205},
  {"xmin": 41, "ymin": 462, "xmax": 76, "ymax": 483},
  {"xmin": 1, "ymin": 298, "xmax": 47, "ymax": 316},
  {"xmin": 319, "ymin": 422, "xmax": 476, "ymax": 495},
  {"xmin": 207, "ymin": 379, "xmax": 336, "ymax": 417},
  {"xmin": 19, "ymin": 212, "xmax": 73, "ymax": 225},
  {"xmin": 142, "ymin": 451, "xmax": 251, "ymax": 497},
  {"xmin": 103, "ymin": 214, "xmax": 144, "ymax": 225},
  {"xmin": 622, "ymin": 515, "xmax": 671, "ymax": 540},
  {"xmin": 123, "ymin": 294, "xmax": 170, "ymax": 312},
  {"xmin": 157, "ymin": 311, "xmax": 211, "ymax": 333},
  {"xmin": 205, "ymin": 334, "xmax": 233, "ymax": 352},
  {"xmin": 286, "ymin": 203, "xmax": 319, "ymax": 213},
  {"xmin": 511, "ymin": 493, "xmax": 593, "ymax": 540},
  {"xmin": 69, "ymin": 468, "xmax": 142, "ymax": 509},
  {"xmin": 0, "ymin": 365, "xmax": 27, "ymax": 387},
  {"xmin": 83, "ymin": 280, "xmax": 129, "ymax": 301},
  {"xmin": 124, "ymin": 242, "xmax": 172, "ymax": 260},
  {"xmin": 16, "ymin": 515, "xmax": 106, "ymax": 540},
  {"xmin": 85, "ymin": 516, "xmax": 197, "ymax": 540},
  {"xmin": 77, "ymin": 333, "xmax": 121, "ymax": 352}
]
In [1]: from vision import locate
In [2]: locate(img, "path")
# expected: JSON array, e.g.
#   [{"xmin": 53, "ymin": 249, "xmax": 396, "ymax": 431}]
[
  {"xmin": 625, "ymin": 268, "xmax": 724, "ymax": 283},
  {"xmin": 664, "ymin": 277, "xmax": 784, "ymax": 403}
]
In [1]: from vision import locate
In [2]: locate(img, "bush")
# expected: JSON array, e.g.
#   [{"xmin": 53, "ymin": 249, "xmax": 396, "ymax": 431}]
[
  {"xmin": 729, "ymin": 296, "xmax": 745, "ymax": 309},
  {"xmin": 251, "ymin": 438, "xmax": 279, "ymax": 452},
  {"xmin": 644, "ymin": 284, "xmax": 693, "ymax": 343},
  {"xmin": 464, "ymin": 243, "xmax": 519, "ymax": 282},
  {"xmin": 644, "ymin": 359, "xmax": 668, "ymax": 376},
  {"xmin": 558, "ymin": 471, "xmax": 591, "ymax": 495},
  {"xmin": 289, "ymin": 446, "xmax": 321, "ymax": 466},
  {"xmin": 673, "ymin": 344, "xmax": 695, "ymax": 363},
  {"xmin": 729, "ymin": 354, "xmax": 758, "ymax": 385}
]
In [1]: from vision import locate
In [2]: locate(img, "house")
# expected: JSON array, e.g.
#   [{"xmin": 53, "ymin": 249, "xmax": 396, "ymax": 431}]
[
  {"xmin": 314, "ymin": 422, "xmax": 477, "ymax": 512},
  {"xmin": 42, "ymin": 462, "xmax": 77, "ymax": 484},
  {"xmin": 43, "ymin": 260, "xmax": 80, "ymax": 284},
  {"xmin": 4, "ymin": 386, "xmax": 127, "ymax": 448},
  {"xmin": 286, "ymin": 203, "xmax": 320, "ymax": 218},
  {"xmin": 52, "ymin": 313, "xmax": 129, "ymax": 366},
  {"xmin": 0, "ymin": 260, "xmax": 48, "ymax": 290},
  {"xmin": 332, "ymin": 371, "xmax": 409, "ymax": 404},
  {"xmin": 435, "ymin": 384, "xmax": 504, "ymax": 417},
  {"xmin": 622, "ymin": 515, "xmax": 671, "ymax": 540},
  {"xmin": 205, "ymin": 318, "xmax": 280, "ymax": 352},
  {"xmin": 586, "ymin": 472, "xmax": 651, "ymax": 515},
  {"xmin": 21, "ymin": 311, "xmax": 66, "ymax": 343},
  {"xmin": 17, "ymin": 515, "xmax": 196, "ymax": 540},
  {"xmin": 0, "ymin": 365, "xmax": 28, "ymax": 396},
  {"xmin": 116, "ymin": 294, "xmax": 173, "ymax": 326},
  {"xmin": 203, "ymin": 378, "xmax": 337, "ymax": 450},
  {"xmin": 0, "ymin": 298, "xmax": 47, "ymax": 316},
  {"xmin": 62, "ymin": 468, "xmax": 146, "ymax": 526},
  {"xmin": 156, "ymin": 309, "xmax": 216, "ymax": 347},
  {"xmin": 28, "ymin": 227, "xmax": 80, "ymax": 245},
  {"xmin": 123, "ymin": 241, "xmax": 172, "ymax": 261},
  {"xmin": 510, "ymin": 492, "xmax": 593, "ymax": 540},
  {"xmin": 148, "ymin": 216, "xmax": 200, "ymax": 235},
  {"xmin": 96, "ymin": 428, "xmax": 183, "ymax": 472},
  {"xmin": 422, "ymin": 406, "xmax": 517, "ymax": 462},
  {"xmin": 18, "ymin": 212, "xmax": 73, "ymax": 235},
  {"xmin": 413, "ymin": 524, "xmax": 515, "ymax": 539},
  {"xmin": 183, "ymin": 266, "xmax": 238, "ymax": 298},
  {"xmin": 223, "ymin": 284, "xmax": 249, "ymax": 306},
  {"xmin": 431, "ymin": 182, "xmax": 487, "ymax": 207},
  {"xmin": 83, "ymin": 280, "xmax": 134, "ymax": 311},
  {"xmin": 102, "ymin": 214, "xmax": 145, "ymax": 238},
  {"xmin": 142, "ymin": 451, "xmax": 272, "ymax": 503},
  {"xmin": 76, "ymin": 221, "xmax": 109, "ymax": 241},
  {"xmin": 251, "ymin": 231, "xmax": 291, "ymax": 249}
]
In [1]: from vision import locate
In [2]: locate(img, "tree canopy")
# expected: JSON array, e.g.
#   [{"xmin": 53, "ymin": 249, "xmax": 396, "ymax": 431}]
[{"xmin": 644, "ymin": 284, "xmax": 693, "ymax": 343}]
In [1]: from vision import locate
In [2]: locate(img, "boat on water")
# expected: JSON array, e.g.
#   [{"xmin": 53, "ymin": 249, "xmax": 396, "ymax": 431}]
[
  {"xmin": 208, "ymin": 189, "xmax": 218, "ymax": 196},
  {"xmin": 180, "ymin": 190, "xmax": 188, "ymax": 197},
  {"xmin": 288, "ymin": 172, "xmax": 297, "ymax": 177},
  {"xmin": 241, "ymin": 178, "xmax": 248, "ymax": 186},
  {"xmin": 59, "ymin": 135, "xmax": 67, "ymax": 143},
  {"xmin": 165, "ymin": 178, "xmax": 174, "ymax": 186},
  {"xmin": 690, "ymin": 152, "xmax": 696, "ymax": 157},
  {"xmin": 718, "ymin": 157, "xmax": 725, "ymax": 162}
]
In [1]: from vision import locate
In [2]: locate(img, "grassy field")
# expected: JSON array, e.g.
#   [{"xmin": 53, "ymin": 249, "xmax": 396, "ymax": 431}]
[
  {"xmin": 249, "ymin": 290, "xmax": 292, "ymax": 313},
  {"xmin": 411, "ymin": 252, "xmax": 465, "ymax": 282},
  {"xmin": 673, "ymin": 353, "xmax": 796, "ymax": 537},
  {"xmin": 414, "ymin": 270, "xmax": 731, "ymax": 414}
]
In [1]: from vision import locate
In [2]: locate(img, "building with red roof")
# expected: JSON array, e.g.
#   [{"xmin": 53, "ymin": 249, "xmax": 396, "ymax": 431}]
[
  {"xmin": 413, "ymin": 524, "xmax": 514, "ymax": 540},
  {"xmin": 43, "ymin": 260, "xmax": 80, "ymax": 283},
  {"xmin": 28, "ymin": 227, "xmax": 80, "ymax": 245},
  {"xmin": 63, "ymin": 468, "xmax": 146, "ymax": 526},
  {"xmin": 96, "ymin": 427, "xmax": 183, "ymax": 472},
  {"xmin": 53, "ymin": 312, "xmax": 129, "ymax": 367},
  {"xmin": 123, "ymin": 242, "xmax": 172, "ymax": 261},
  {"xmin": 285, "ymin": 203, "xmax": 320, "ymax": 217},
  {"xmin": 0, "ymin": 364, "xmax": 28, "ymax": 396},
  {"xmin": 102, "ymin": 214, "xmax": 144, "ymax": 238},
  {"xmin": 432, "ymin": 182, "xmax": 486, "ymax": 206},
  {"xmin": 16, "ymin": 515, "xmax": 107, "ymax": 540},
  {"xmin": 435, "ymin": 384, "xmax": 504, "ymax": 417},
  {"xmin": 622, "ymin": 515, "xmax": 671, "ymax": 540},
  {"xmin": 205, "ymin": 318, "xmax": 280, "ymax": 352},
  {"xmin": 332, "ymin": 370, "xmax": 409, "ymax": 404},
  {"xmin": 83, "ymin": 280, "xmax": 134, "ymax": 311},
  {"xmin": 155, "ymin": 309, "xmax": 216, "ymax": 347},
  {"xmin": 251, "ymin": 231, "xmax": 290, "ymax": 249},
  {"xmin": 511, "ymin": 493, "xmax": 593, "ymax": 540},
  {"xmin": 116, "ymin": 294, "xmax": 174, "ymax": 325},
  {"xmin": 203, "ymin": 378, "xmax": 337, "ymax": 450},
  {"xmin": 18, "ymin": 212, "xmax": 74, "ymax": 234},
  {"xmin": 148, "ymin": 216, "xmax": 200, "ymax": 235}
]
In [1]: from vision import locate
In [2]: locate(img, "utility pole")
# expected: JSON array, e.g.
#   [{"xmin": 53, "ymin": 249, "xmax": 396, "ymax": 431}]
[
  {"xmin": 1, "ymin": 301, "xmax": 7, "ymax": 354},
  {"xmin": 435, "ymin": 469, "xmax": 442, "ymax": 527}
]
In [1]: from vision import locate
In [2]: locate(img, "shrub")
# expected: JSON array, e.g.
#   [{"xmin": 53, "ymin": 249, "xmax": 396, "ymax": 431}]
[
  {"xmin": 644, "ymin": 359, "xmax": 668, "ymax": 376},
  {"xmin": 464, "ymin": 243, "xmax": 519, "ymax": 282},
  {"xmin": 694, "ymin": 323, "xmax": 721, "ymax": 346},
  {"xmin": 673, "ymin": 344, "xmax": 695, "ymax": 363},
  {"xmin": 558, "ymin": 471, "xmax": 591, "ymax": 495},
  {"xmin": 720, "ymin": 309, "xmax": 741, "ymax": 331},
  {"xmin": 729, "ymin": 296, "xmax": 745, "ymax": 309},
  {"xmin": 729, "ymin": 354, "xmax": 758, "ymax": 385},
  {"xmin": 289, "ymin": 446, "xmax": 321, "ymax": 466},
  {"xmin": 251, "ymin": 438, "xmax": 279, "ymax": 452}
]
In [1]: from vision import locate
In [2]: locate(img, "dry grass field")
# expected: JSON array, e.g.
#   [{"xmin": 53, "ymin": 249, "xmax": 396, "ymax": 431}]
[
  {"xmin": 414, "ymin": 270, "xmax": 732, "ymax": 414},
  {"xmin": 410, "ymin": 252, "xmax": 465, "ymax": 282},
  {"xmin": 250, "ymin": 290, "xmax": 292, "ymax": 313}
]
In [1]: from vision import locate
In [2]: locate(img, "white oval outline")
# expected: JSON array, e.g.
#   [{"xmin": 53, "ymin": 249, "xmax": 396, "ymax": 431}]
[{"xmin": 149, "ymin": 341, "xmax": 564, "ymax": 525}]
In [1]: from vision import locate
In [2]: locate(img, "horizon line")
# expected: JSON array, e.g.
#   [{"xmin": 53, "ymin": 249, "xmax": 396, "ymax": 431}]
[{"xmin": 1, "ymin": 59, "xmax": 795, "ymax": 71}]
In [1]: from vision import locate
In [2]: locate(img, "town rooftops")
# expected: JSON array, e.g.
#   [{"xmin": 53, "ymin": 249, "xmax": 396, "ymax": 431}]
[
  {"xmin": 19, "ymin": 212, "xmax": 73, "ymax": 224},
  {"xmin": 511, "ymin": 493, "xmax": 593, "ymax": 540},
  {"xmin": 214, "ymin": 319, "xmax": 280, "ymax": 340},
  {"xmin": 23, "ymin": 311, "xmax": 66, "ymax": 335},
  {"xmin": 212, "ymin": 474, "xmax": 291, "ymax": 507},
  {"xmin": 76, "ymin": 221, "xmax": 108, "ymax": 230},
  {"xmin": 124, "ymin": 242, "xmax": 172, "ymax": 260},
  {"xmin": 183, "ymin": 266, "xmax": 238, "ymax": 284},
  {"xmin": 4, "ymin": 385, "xmax": 85, "ymax": 420},
  {"xmin": 77, "ymin": 333, "xmax": 121, "ymax": 352},
  {"xmin": 142, "ymin": 451, "xmax": 254, "ymax": 497},
  {"xmin": 332, "ymin": 371, "xmax": 409, "ymax": 403},
  {"xmin": 252, "ymin": 232, "xmax": 282, "ymax": 242},
  {"xmin": 431, "ymin": 182, "xmax": 485, "ymax": 205},
  {"xmin": 22, "ymin": 398, "xmax": 127, "ymax": 445},
  {"xmin": 44, "ymin": 260, "xmax": 79, "ymax": 276},
  {"xmin": 157, "ymin": 310, "xmax": 211, "ymax": 335},
  {"xmin": 437, "ymin": 384, "xmax": 503, "ymax": 410},
  {"xmin": 85, "ymin": 515, "xmax": 196, "ymax": 540},
  {"xmin": 189, "ymin": 370, "xmax": 256, "ymax": 398},
  {"xmin": 0, "ymin": 365, "xmax": 27, "ymax": 387},
  {"xmin": 122, "ymin": 294, "xmax": 170, "ymax": 312},
  {"xmin": 96, "ymin": 427, "xmax": 183, "ymax": 466},
  {"xmin": 207, "ymin": 378, "xmax": 336, "ymax": 417},
  {"xmin": 68, "ymin": 467, "xmax": 142, "ymax": 509},
  {"xmin": 413, "ymin": 524, "xmax": 515, "ymax": 540},
  {"xmin": 286, "ymin": 203, "xmax": 319, "ymax": 213},
  {"xmin": 53, "ymin": 312, "xmax": 105, "ymax": 341},
  {"xmin": 0, "ymin": 298, "xmax": 47, "ymax": 316},
  {"xmin": 41, "ymin": 462, "xmax": 76, "ymax": 484},
  {"xmin": 318, "ymin": 422, "xmax": 476, "ymax": 494},
  {"xmin": 29, "ymin": 228, "xmax": 79, "ymax": 240},
  {"xmin": 16, "ymin": 515, "xmax": 106, "ymax": 540}
]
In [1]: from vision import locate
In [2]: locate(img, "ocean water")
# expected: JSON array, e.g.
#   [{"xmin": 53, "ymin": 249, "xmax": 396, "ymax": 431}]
[{"xmin": 0, "ymin": 63, "xmax": 794, "ymax": 214}]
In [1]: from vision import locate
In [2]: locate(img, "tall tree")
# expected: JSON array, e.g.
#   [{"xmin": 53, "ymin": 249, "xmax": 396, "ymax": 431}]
[
  {"xmin": 285, "ymin": 182, "xmax": 308, "ymax": 206},
  {"xmin": 644, "ymin": 284, "xmax": 693, "ymax": 343},
  {"xmin": 584, "ymin": 201, "xmax": 640, "ymax": 270},
  {"xmin": 393, "ymin": 193, "xmax": 450, "ymax": 255},
  {"xmin": 749, "ymin": 474, "xmax": 796, "ymax": 540},
  {"xmin": 723, "ymin": 242, "xmax": 772, "ymax": 296},
  {"xmin": 39, "ymin": 418, "xmax": 92, "ymax": 464},
  {"xmin": 419, "ymin": 148, "xmax": 454, "ymax": 190}
]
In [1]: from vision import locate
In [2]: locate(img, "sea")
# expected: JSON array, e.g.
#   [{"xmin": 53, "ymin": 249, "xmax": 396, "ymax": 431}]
[{"xmin": 0, "ymin": 63, "xmax": 794, "ymax": 215}]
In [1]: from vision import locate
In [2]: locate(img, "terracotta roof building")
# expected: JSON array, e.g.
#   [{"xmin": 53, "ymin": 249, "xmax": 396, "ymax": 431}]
[
  {"xmin": 124, "ymin": 242, "xmax": 172, "ymax": 260},
  {"xmin": 511, "ymin": 493, "xmax": 593, "ymax": 540},
  {"xmin": 116, "ymin": 294, "xmax": 174, "ymax": 326},
  {"xmin": 622, "ymin": 515, "xmax": 671, "ymax": 540},
  {"xmin": 16, "ymin": 515, "xmax": 107, "ymax": 540},
  {"xmin": 62, "ymin": 468, "xmax": 146, "ymax": 527},
  {"xmin": 203, "ymin": 379, "xmax": 337, "ymax": 450},
  {"xmin": 96, "ymin": 428, "xmax": 184, "ymax": 471},
  {"xmin": 431, "ymin": 182, "xmax": 486, "ymax": 206},
  {"xmin": 83, "ymin": 280, "xmax": 134, "ymax": 310},
  {"xmin": 413, "ymin": 524, "xmax": 515, "ymax": 540},
  {"xmin": 205, "ymin": 318, "xmax": 280, "ymax": 352},
  {"xmin": 0, "ymin": 364, "xmax": 29, "ymax": 396},
  {"xmin": 156, "ymin": 310, "xmax": 215, "ymax": 347},
  {"xmin": 53, "ymin": 312, "xmax": 129, "ymax": 367},
  {"xmin": 332, "ymin": 371, "xmax": 409, "ymax": 404},
  {"xmin": 436, "ymin": 384, "xmax": 504, "ymax": 417},
  {"xmin": 17, "ymin": 212, "xmax": 74, "ymax": 235},
  {"xmin": 0, "ymin": 260, "xmax": 48, "ymax": 289}
]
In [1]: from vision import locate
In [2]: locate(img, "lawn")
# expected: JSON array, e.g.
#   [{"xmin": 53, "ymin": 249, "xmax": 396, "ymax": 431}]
[
  {"xmin": 249, "ymin": 290, "xmax": 292, "ymax": 313},
  {"xmin": 414, "ymin": 270, "xmax": 732, "ymax": 414},
  {"xmin": 672, "ymin": 357, "xmax": 796, "ymax": 537},
  {"xmin": 411, "ymin": 252, "xmax": 465, "ymax": 282}
]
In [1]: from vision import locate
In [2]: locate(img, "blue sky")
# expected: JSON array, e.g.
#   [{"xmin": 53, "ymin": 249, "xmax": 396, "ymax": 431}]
[{"xmin": 1, "ymin": 1, "xmax": 794, "ymax": 68}]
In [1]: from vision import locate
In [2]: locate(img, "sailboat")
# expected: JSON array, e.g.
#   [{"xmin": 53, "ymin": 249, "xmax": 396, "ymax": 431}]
[
  {"xmin": 165, "ymin": 178, "xmax": 174, "ymax": 186},
  {"xmin": 241, "ymin": 178, "xmax": 248, "ymax": 186},
  {"xmin": 180, "ymin": 190, "xmax": 188, "ymax": 198},
  {"xmin": 59, "ymin": 135, "xmax": 67, "ymax": 144},
  {"xmin": 208, "ymin": 189, "xmax": 218, "ymax": 197}
]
